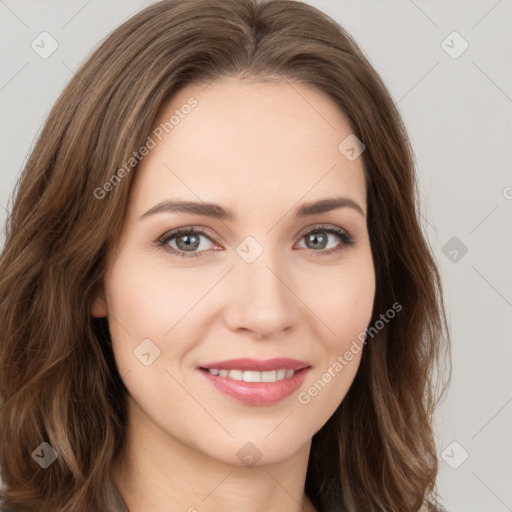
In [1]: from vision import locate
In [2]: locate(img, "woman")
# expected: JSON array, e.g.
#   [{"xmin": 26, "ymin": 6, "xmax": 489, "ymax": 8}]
[{"xmin": 0, "ymin": 0, "xmax": 450, "ymax": 510}]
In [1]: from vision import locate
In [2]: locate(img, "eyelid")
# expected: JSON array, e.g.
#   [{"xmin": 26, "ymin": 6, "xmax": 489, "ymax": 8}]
[
  {"xmin": 296, "ymin": 222, "xmax": 348, "ymax": 238},
  {"xmin": 157, "ymin": 225, "xmax": 218, "ymax": 244}
]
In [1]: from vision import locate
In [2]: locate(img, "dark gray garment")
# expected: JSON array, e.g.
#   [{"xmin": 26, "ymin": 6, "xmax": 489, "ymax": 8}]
[{"xmin": 106, "ymin": 478, "xmax": 130, "ymax": 512}]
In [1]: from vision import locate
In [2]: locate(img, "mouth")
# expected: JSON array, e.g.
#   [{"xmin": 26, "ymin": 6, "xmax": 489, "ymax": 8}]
[
  {"xmin": 199, "ymin": 367, "xmax": 305, "ymax": 382},
  {"xmin": 197, "ymin": 358, "xmax": 311, "ymax": 405}
]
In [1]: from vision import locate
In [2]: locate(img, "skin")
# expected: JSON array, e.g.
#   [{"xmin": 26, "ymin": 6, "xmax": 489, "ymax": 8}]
[{"xmin": 91, "ymin": 76, "xmax": 376, "ymax": 512}]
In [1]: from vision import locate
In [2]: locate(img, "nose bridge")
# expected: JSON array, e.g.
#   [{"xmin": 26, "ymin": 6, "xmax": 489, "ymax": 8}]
[
  {"xmin": 224, "ymin": 236, "xmax": 298, "ymax": 337},
  {"xmin": 240, "ymin": 252, "xmax": 284, "ymax": 302}
]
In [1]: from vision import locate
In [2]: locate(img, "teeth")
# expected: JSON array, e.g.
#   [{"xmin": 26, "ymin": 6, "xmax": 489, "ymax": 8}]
[
  {"xmin": 207, "ymin": 368, "xmax": 297, "ymax": 382},
  {"xmin": 228, "ymin": 369, "xmax": 243, "ymax": 380},
  {"xmin": 261, "ymin": 370, "xmax": 276, "ymax": 382},
  {"xmin": 243, "ymin": 370, "xmax": 261, "ymax": 382}
]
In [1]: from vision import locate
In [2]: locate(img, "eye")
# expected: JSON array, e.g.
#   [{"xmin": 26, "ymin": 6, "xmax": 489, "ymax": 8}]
[
  {"xmin": 156, "ymin": 227, "xmax": 219, "ymax": 258},
  {"xmin": 155, "ymin": 224, "xmax": 354, "ymax": 259},
  {"xmin": 296, "ymin": 224, "xmax": 354, "ymax": 257}
]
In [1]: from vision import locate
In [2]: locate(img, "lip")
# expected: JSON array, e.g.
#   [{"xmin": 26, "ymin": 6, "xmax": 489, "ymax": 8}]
[
  {"xmin": 198, "ymin": 358, "xmax": 310, "ymax": 372},
  {"xmin": 197, "ymin": 358, "xmax": 311, "ymax": 406}
]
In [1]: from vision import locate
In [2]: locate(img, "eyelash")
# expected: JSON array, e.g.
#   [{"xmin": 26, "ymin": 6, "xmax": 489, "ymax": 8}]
[{"xmin": 155, "ymin": 224, "xmax": 355, "ymax": 259}]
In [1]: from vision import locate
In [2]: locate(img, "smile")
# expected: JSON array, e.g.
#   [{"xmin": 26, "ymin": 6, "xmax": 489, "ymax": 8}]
[
  {"xmin": 204, "ymin": 368, "xmax": 296, "ymax": 382},
  {"xmin": 197, "ymin": 358, "xmax": 311, "ymax": 406}
]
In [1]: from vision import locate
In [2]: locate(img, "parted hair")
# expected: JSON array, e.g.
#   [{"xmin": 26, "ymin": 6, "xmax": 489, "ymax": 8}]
[{"xmin": 0, "ymin": 0, "xmax": 450, "ymax": 510}]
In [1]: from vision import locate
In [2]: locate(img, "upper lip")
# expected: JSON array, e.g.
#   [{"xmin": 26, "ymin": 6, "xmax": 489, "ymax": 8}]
[{"xmin": 199, "ymin": 358, "xmax": 311, "ymax": 372}]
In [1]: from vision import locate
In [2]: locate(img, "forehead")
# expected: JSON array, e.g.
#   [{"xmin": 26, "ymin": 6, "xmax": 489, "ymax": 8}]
[{"xmin": 130, "ymin": 77, "xmax": 367, "ymax": 219}]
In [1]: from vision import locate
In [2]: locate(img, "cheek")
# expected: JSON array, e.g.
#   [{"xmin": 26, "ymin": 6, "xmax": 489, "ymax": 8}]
[
  {"xmin": 104, "ymin": 258, "xmax": 180, "ymax": 372},
  {"xmin": 104, "ymin": 259, "xmax": 204, "ymax": 413},
  {"xmin": 296, "ymin": 261, "xmax": 374, "ymax": 430},
  {"xmin": 104, "ymin": 254, "xmax": 230, "ymax": 383},
  {"xmin": 106, "ymin": 256, "xmax": 209, "ymax": 333},
  {"xmin": 304, "ymin": 252, "xmax": 376, "ymax": 350}
]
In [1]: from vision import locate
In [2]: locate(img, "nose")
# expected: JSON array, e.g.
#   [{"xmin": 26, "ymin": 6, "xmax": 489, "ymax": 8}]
[{"xmin": 223, "ymin": 249, "xmax": 300, "ymax": 339}]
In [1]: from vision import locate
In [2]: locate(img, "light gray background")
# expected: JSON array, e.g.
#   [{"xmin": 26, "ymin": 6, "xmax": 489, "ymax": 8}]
[{"xmin": 1, "ymin": 1, "xmax": 511, "ymax": 511}]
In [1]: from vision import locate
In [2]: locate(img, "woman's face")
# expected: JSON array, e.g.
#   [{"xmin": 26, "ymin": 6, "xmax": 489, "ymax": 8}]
[{"xmin": 92, "ymin": 77, "xmax": 375, "ymax": 466}]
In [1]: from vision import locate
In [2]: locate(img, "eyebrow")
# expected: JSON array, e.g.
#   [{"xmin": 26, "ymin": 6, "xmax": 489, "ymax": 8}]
[{"xmin": 139, "ymin": 196, "xmax": 365, "ymax": 221}]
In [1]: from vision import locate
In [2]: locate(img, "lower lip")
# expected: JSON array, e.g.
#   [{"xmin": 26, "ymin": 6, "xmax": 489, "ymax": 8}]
[{"xmin": 198, "ymin": 367, "xmax": 310, "ymax": 406}]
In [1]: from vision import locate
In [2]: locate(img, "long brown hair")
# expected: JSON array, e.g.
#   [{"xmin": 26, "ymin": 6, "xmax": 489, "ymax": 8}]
[{"xmin": 0, "ymin": 0, "xmax": 450, "ymax": 510}]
